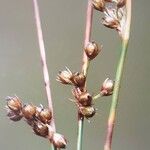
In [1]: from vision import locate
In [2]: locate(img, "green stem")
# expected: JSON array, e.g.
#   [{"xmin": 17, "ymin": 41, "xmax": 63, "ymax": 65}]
[
  {"xmin": 93, "ymin": 93, "xmax": 103, "ymax": 100},
  {"xmin": 51, "ymin": 145, "xmax": 57, "ymax": 150},
  {"xmin": 104, "ymin": 39, "xmax": 129, "ymax": 150},
  {"xmin": 104, "ymin": 1, "xmax": 131, "ymax": 150},
  {"xmin": 77, "ymin": 117, "xmax": 84, "ymax": 150}
]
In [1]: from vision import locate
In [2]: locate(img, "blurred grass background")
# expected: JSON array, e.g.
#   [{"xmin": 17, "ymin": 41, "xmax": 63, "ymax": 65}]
[{"xmin": 0, "ymin": 0, "xmax": 149, "ymax": 150}]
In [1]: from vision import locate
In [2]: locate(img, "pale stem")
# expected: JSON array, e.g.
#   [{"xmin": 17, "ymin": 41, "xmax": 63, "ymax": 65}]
[
  {"xmin": 32, "ymin": 0, "xmax": 56, "ymax": 149},
  {"xmin": 77, "ymin": 0, "xmax": 93, "ymax": 150}
]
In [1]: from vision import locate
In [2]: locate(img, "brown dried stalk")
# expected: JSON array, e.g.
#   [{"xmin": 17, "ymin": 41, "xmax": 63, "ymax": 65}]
[
  {"xmin": 32, "ymin": 0, "xmax": 56, "ymax": 149},
  {"xmin": 32, "ymin": 0, "xmax": 56, "ymax": 132}
]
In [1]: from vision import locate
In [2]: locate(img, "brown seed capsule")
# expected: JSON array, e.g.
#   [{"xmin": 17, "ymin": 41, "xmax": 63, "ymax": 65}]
[
  {"xmin": 100, "ymin": 78, "xmax": 114, "ymax": 96},
  {"xmin": 79, "ymin": 106, "xmax": 96, "ymax": 118},
  {"xmin": 56, "ymin": 67, "xmax": 73, "ymax": 85},
  {"xmin": 102, "ymin": 8, "xmax": 120, "ymax": 30},
  {"xmin": 38, "ymin": 108, "xmax": 52, "ymax": 124},
  {"xmin": 92, "ymin": 0, "xmax": 105, "ymax": 12},
  {"xmin": 117, "ymin": 0, "xmax": 126, "ymax": 8},
  {"xmin": 78, "ymin": 92, "xmax": 92, "ymax": 107},
  {"xmin": 71, "ymin": 72, "xmax": 86, "ymax": 87},
  {"xmin": 85, "ymin": 42, "xmax": 101, "ymax": 60},
  {"xmin": 22, "ymin": 104, "xmax": 36, "ymax": 120},
  {"xmin": 51, "ymin": 133, "xmax": 67, "ymax": 149},
  {"xmin": 7, "ymin": 109, "xmax": 23, "ymax": 121},
  {"xmin": 6, "ymin": 96, "xmax": 22, "ymax": 112},
  {"xmin": 33, "ymin": 121, "xmax": 49, "ymax": 137}
]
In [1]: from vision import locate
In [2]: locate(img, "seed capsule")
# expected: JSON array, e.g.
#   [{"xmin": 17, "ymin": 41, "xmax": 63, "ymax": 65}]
[
  {"xmin": 78, "ymin": 92, "xmax": 92, "ymax": 106},
  {"xmin": 6, "ymin": 96, "xmax": 22, "ymax": 112},
  {"xmin": 85, "ymin": 42, "xmax": 101, "ymax": 60},
  {"xmin": 79, "ymin": 106, "xmax": 96, "ymax": 118},
  {"xmin": 92, "ymin": 0, "xmax": 105, "ymax": 12},
  {"xmin": 56, "ymin": 67, "xmax": 73, "ymax": 85},
  {"xmin": 100, "ymin": 78, "xmax": 114, "ymax": 96},
  {"xmin": 51, "ymin": 133, "xmax": 67, "ymax": 149},
  {"xmin": 7, "ymin": 109, "xmax": 23, "ymax": 121},
  {"xmin": 117, "ymin": 0, "xmax": 126, "ymax": 8},
  {"xmin": 38, "ymin": 108, "xmax": 52, "ymax": 124},
  {"xmin": 71, "ymin": 72, "xmax": 86, "ymax": 87},
  {"xmin": 33, "ymin": 121, "xmax": 49, "ymax": 137},
  {"xmin": 22, "ymin": 104, "xmax": 36, "ymax": 120}
]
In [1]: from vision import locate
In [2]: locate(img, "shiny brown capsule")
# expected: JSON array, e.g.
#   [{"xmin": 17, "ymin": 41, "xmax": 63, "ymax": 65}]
[
  {"xmin": 78, "ymin": 92, "xmax": 92, "ymax": 106},
  {"xmin": 85, "ymin": 42, "xmax": 101, "ymax": 60},
  {"xmin": 92, "ymin": 0, "xmax": 105, "ymax": 12},
  {"xmin": 79, "ymin": 106, "xmax": 96, "ymax": 118},
  {"xmin": 56, "ymin": 67, "xmax": 73, "ymax": 85},
  {"xmin": 33, "ymin": 121, "xmax": 49, "ymax": 137},
  {"xmin": 6, "ymin": 96, "xmax": 22, "ymax": 112},
  {"xmin": 38, "ymin": 108, "xmax": 52, "ymax": 124},
  {"xmin": 51, "ymin": 133, "xmax": 67, "ymax": 149},
  {"xmin": 71, "ymin": 72, "xmax": 86, "ymax": 87},
  {"xmin": 7, "ymin": 110, "xmax": 23, "ymax": 121},
  {"xmin": 100, "ymin": 78, "xmax": 114, "ymax": 96},
  {"xmin": 22, "ymin": 104, "xmax": 36, "ymax": 120},
  {"xmin": 117, "ymin": 0, "xmax": 126, "ymax": 8}
]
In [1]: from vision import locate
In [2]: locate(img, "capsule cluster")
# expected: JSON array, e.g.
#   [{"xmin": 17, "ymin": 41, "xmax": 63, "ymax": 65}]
[
  {"xmin": 5, "ymin": 96, "xmax": 67, "ymax": 149},
  {"xmin": 72, "ymin": 88, "xmax": 96, "ymax": 119},
  {"xmin": 57, "ymin": 67, "xmax": 86, "ymax": 87},
  {"xmin": 57, "ymin": 66, "xmax": 97, "ymax": 119},
  {"xmin": 92, "ymin": 0, "xmax": 126, "ymax": 36}
]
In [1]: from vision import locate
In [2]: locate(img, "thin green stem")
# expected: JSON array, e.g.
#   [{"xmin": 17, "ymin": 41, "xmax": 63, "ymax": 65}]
[
  {"xmin": 77, "ymin": 117, "xmax": 84, "ymax": 150},
  {"xmin": 93, "ymin": 93, "xmax": 103, "ymax": 100},
  {"xmin": 104, "ymin": 40, "xmax": 128, "ymax": 150},
  {"xmin": 51, "ymin": 145, "xmax": 57, "ymax": 150},
  {"xmin": 104, "ymin": 1, "xmax": 132, "ymax": 150}
]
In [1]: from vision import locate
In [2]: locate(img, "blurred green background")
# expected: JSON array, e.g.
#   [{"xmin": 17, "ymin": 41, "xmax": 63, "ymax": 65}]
[{"xmin": 0, "ymin": 0, "xmax": 149, "ymax": 150}]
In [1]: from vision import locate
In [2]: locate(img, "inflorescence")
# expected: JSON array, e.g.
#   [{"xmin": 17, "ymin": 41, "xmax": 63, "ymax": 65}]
[{"xmin": 5, "ymin": 96, "xmax": 67, "ymax": 149}]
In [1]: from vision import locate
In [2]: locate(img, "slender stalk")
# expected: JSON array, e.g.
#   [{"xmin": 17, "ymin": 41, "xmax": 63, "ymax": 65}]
[
  {"xmin": 104, "ymin": 1, "xmax": 132, "ymax": 150},
  {"xmin": 32, "ymin": 0, "xmax": 56, "ymax": 149},
  {"xmin": 93, "ymin": 93, "xmax": 103, "ymax": 100},
  {"xmin": 77, "ymin": 1, "xmax": 93, "ymax": 150},
  {"xmin": 82, "ymin": 0, "xmax": 93, "ymax": 76},
  {"xmin": 77, "ymin": 117, "xmax": 84, "ymax": 150}
]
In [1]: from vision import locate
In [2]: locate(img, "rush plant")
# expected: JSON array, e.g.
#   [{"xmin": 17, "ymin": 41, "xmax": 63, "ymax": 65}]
[{"xmin": 5, "ymin": 0, "xmax": 131, "ymax": 150}]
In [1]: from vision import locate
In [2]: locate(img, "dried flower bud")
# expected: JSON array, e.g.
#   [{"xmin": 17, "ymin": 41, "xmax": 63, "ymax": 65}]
[
  {"xmin": 6, "ymin": 96, "xmax": 22, "ymax": 112},
  {"xmin": 79, "ymin": 106, "xmax": 96, "ymax": 118},
  {"xmin": 72, "ymin": 88, "xmax": 92, "ymax": 106},
  {"xmin": 85, "ymin": 42, "xmax": 101, "ymax": 60},
  {"xmin": 117, "ymin": 0, "xmax": 126, "ymax": 8},
  {"xmin": 92, "ymin": 0, "xmax": 105, "ymax": 12},
  {"xmin": 7, "ymin": 109, "xmax": 23, "ymax": 121},
  {"xmin": 51, "ymin": 133, "xmax": 67, "ymax": 149},
  {"xmin": 102, "ymin": 8, "xmax": 120, "ymax": 30},
  {"xmin": 100, "ymin": 78, "xmax": 114, "ymax": 96},
  {"xmin": 38, "ymin": 108, "xmax": 52, "ymax": 124},
  {"xmin": 33, "ymin": 121, "xmax": 49, "ymax": 137},
  {"xmin": 71, "ymin": 72, "xmax": 86, "ymax": 87},
  {"xmin": 78, "ymin": 92, "xmax": 92, "ymax": 106},
  {"xmin": 56, "ymin": 67, "xmax": 73, "ymax": 85},
  {"xmin": 35, "ymin": 105, "xmax": 43, "ymax": 117},
  {"xmin": 22, "ymin": 104, "xmax": 36, "ymax": 120}
]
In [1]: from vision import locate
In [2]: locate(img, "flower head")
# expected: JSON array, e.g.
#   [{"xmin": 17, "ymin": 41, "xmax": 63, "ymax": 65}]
[
  {"xmin": 56, "ymin": 67, "xmax": 73, "ymax": 85},
  {"xmin": 51, "ymin": 133, "xmax": 67, "ymax": 149},
  {"xmin": 100, "ymin": 78, "xmax": 114, "ymax": 96}
]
